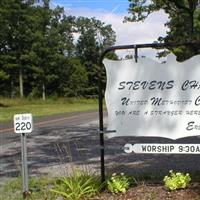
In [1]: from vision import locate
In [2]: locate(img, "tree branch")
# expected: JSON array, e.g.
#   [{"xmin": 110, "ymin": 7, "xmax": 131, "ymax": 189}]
[{"xmin": 167, "ymin": 0, "xmax": 191, "ymax": 13}]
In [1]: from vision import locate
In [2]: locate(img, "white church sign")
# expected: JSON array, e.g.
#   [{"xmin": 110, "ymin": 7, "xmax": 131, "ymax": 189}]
[{"xmin": 103, "ymin": 54, "xmax": 200, "ymax": 140}]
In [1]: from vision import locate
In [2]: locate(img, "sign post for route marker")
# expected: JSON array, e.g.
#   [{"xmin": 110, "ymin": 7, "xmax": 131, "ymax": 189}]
[{"xmin": 14, "ymin": 113, "xmax": 33, "ymax": 199}]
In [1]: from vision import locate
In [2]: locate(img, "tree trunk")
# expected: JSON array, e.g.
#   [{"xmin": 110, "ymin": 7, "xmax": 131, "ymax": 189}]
[
  {"xmin": 11, "ymin": 79, "xmax": 14, "ymax": 98},
  {"xmin": 42, "ymin": 82, "xmax": 46, "ymax": 101},
  {"xmin": 19, "ymin": 68, "xmax": 24, "ymax": 98},
  {"xmin": 189, "ymin": 11, "xmax": 194, "ymax": 34}
]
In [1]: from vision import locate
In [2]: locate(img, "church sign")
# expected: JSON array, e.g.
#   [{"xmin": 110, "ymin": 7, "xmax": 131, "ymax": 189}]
[{"xmin": 103, "ymin": 54, "xmax": 200, "ymax": 140}]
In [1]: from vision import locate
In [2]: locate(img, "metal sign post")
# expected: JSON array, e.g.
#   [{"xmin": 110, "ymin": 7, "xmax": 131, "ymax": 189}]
[
  {"xmin": 21, "ymin": 133, "xmax": 29, "ymax": 198},
  {"xmin": 14, "ymin": 113, "xmax": 33, "ymax": 199}
]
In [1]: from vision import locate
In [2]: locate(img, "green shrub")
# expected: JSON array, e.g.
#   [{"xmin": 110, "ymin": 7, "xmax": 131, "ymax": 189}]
[
  {"xmin": 163, "ymin": 170, "xmax": 191, "ymax": 191},
  {"xmin": 51, "ymin": 170, "xmax": 101, "ymax": 200},
  {"xmin": 107, "ymin": 173, "xmax": 132, "ymax": 194}
]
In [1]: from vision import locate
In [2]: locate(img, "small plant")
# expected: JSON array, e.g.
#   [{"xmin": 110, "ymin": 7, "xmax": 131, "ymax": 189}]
[
  {"xmin": 51, "ymin": 170, "xmax": 101, "ymax": 200},
  {"xmin": 163, "ymin": 170, "xmax": 191, "ymax": 191},
  {"xmin": 107, "ymin": 173, "xmax": 132, "ymax": 194}
]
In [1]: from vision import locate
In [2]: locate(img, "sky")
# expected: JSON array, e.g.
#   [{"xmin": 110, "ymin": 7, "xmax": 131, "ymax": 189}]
[
  {"xmin": 51, "ymin": 0, "xmax": 130, "ymax": 13},
  {"xmin": 51, "ymin": 0, "xmax": 169, "ymax": 59}
]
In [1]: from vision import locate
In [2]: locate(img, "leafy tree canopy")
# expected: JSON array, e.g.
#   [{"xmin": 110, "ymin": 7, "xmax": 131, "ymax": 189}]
[
  {"xmin": 126, "ymin": 0, "xmax": 200, "ymax": 61},
  {"xmin": 0, "ymin": 0, "xmax": 117, "ymax": 98}
]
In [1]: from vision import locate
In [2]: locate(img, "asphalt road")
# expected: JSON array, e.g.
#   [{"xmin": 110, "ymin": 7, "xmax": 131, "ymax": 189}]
[
  {"xmin": 0, "ymin": 111, "xmax": 100, "ymax": 145},
  {"xmin": 0, "ymin": 111, "xmax": 101, "ymax": 178},
  {"xmin": 1, "ymin": 110, "xmax": 200, "ymax": 182}
]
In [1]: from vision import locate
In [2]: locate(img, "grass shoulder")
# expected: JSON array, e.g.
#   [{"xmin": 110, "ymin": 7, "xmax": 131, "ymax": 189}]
[{"xmin": 0, "ymin": 97, "xmax": 99, "ymax": 123}]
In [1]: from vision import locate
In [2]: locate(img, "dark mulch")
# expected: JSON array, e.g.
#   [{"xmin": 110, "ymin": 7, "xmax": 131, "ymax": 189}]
[{"xmin": 92, "ymin": 183, "xmax": 200, "ymax": 200}]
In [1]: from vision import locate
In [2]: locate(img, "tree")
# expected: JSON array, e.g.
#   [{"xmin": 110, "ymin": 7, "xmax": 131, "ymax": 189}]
[
  {"xmin": 0, "ymin": 1, "xmax": 11, "ymax": 96},
  {"xmin": 75, "ymin": 17, "xmax": 116, "ymax": 96},
  {"xmin": 28, "ymin": 0, "xmax": 55, "ymax": 100},
  {"xmin": 62, "ymin": 58, "xmax": 88, "ymax": 97},
  {"xmin": 0, "ymin": 0, "xmax": 36, "ymax": 97},
  {"xmin": 126, "ymin": 0, "xmax": 200, "ymax": 61},
  {"xmin": 28, "ymin": 1, "xmax": 75, "ymax": 99},
  {"xmin": 0, "ymin": 1, "xmax": 117, "ymax": 98}
]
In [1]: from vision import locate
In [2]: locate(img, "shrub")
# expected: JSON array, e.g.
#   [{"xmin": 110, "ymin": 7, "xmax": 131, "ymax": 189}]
[
  {"xmin": 50, "ymin": 170, "xmax": 101, "ymax": 200},
  {"xmin": 163, "ymin": 170, "xmax": 191, "ymax": 191},
  {"xmin": 107, "ymin": 173, "xmax": 132, "ymax": 194}
]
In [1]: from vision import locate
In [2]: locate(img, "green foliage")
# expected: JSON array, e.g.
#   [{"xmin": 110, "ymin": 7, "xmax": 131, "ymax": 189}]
[
  {"xmin": 0, "ymin": 1, "xmax": 117, "ymax": 98},
  {"xmin": 126, "ymin": 0, "xmax": 200, "ymax": 61},
  {"xmin": 75, "ymin": 17, "xmax": 116, "ymax": 96},
  {"xmin": 51, "ymin": 170, "xmax": 101, "ymax": 200},
  {"xmin": 0, "ymin": 69, "xmax": 9, "ymax": 80},
  {"xmin": 107, "ymin": 173, "xmax": 132, "ymax": 194},
  {"xmin": 163, "ymin": 170, "xmax": 191, "ymax": 191},
  {"xmin": 63, "ymin": 58, "xmax": 88, "ymax": 97}
]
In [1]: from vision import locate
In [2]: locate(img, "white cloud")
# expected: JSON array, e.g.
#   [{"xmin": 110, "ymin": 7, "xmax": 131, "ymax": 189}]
[{"xmin": 66, "ymin": 7, "xmax": 169, "ymax": 59}]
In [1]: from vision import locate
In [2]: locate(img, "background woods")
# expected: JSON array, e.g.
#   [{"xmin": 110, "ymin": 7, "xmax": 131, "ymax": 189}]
[
  {"xmin": 0, "ymin": 0, "xmax": 116, "ymax": 99},
  {"xmin": 1, "ymin": 0, "xmax": 200, "ymax": 99}
]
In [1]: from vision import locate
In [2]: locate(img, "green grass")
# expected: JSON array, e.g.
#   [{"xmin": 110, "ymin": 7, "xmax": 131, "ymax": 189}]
[
  {"xmin": 0, "ymin": 176, "xmax": 56, "ymax": 200},
  {"xmin": 0, "ymin": 172, "xmax": 101, "ymax": 200},
  {"xmin": 0, "ymin": 97, "xmax": 99, "ymax": 123}
]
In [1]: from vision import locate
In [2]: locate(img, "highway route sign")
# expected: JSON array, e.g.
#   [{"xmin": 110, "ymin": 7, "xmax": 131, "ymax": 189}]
[{"xmin": 14, "ymin": 113, "xmax": 33, "ymax": 134}]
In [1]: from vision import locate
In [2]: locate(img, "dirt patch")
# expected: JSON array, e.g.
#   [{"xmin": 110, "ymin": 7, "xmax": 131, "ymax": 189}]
[{"xmin": 92, "ymin": 183, "xmax": 200, "ymax": 200}]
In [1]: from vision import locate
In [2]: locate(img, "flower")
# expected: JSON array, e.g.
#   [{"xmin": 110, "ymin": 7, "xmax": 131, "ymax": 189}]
[{"xmin": 112, "ymin": 173, "xmax": 116, "ymax": 177}]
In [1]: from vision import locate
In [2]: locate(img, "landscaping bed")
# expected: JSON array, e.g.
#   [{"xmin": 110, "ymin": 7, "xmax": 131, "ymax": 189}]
[
  {"xmin": 1, "ymin": 177, "xmax": 200, "ymax": 200},
  {"xmin": 93, "ymin": 182, "xmax": 200, "ymax": 200}
]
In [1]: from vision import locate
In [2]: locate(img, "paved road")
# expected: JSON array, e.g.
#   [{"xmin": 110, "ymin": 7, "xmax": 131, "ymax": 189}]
[
  {"xmin": 1, "ymin": 110, "xmax": 200, "ymax": 181},
  {"xmin": 0, "ymin": 111, "xmax": 100, "ymax": 145},
  {"xmin": 0, "ymin": 111, "xmax": 102, "ymax": 178}
]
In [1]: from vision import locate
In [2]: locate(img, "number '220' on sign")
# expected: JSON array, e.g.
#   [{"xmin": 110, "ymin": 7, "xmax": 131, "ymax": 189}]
[{"xmin": 14, "ymin": 114, "xmax": 33, "ymax": 134}]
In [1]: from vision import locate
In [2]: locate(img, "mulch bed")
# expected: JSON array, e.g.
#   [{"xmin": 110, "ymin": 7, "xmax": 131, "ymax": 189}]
[{"xmin": 92, "ymin": 182, "xmax": 200, "ymax": 200}]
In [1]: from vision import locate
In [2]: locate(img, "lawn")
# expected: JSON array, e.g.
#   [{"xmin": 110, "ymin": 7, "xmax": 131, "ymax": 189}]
[{"xmin": 0, "ymin": 98, "xmax": 99, "ymax": 123}]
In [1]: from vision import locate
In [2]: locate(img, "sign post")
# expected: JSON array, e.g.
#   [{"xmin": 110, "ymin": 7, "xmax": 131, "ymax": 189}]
[
  {"xmin": 21, "ymin": 133, "xmax": 29, "ymax": 198},
  {"xmin": 14, "ymin": 113, "xmax": 33, "ymax": 199}
]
